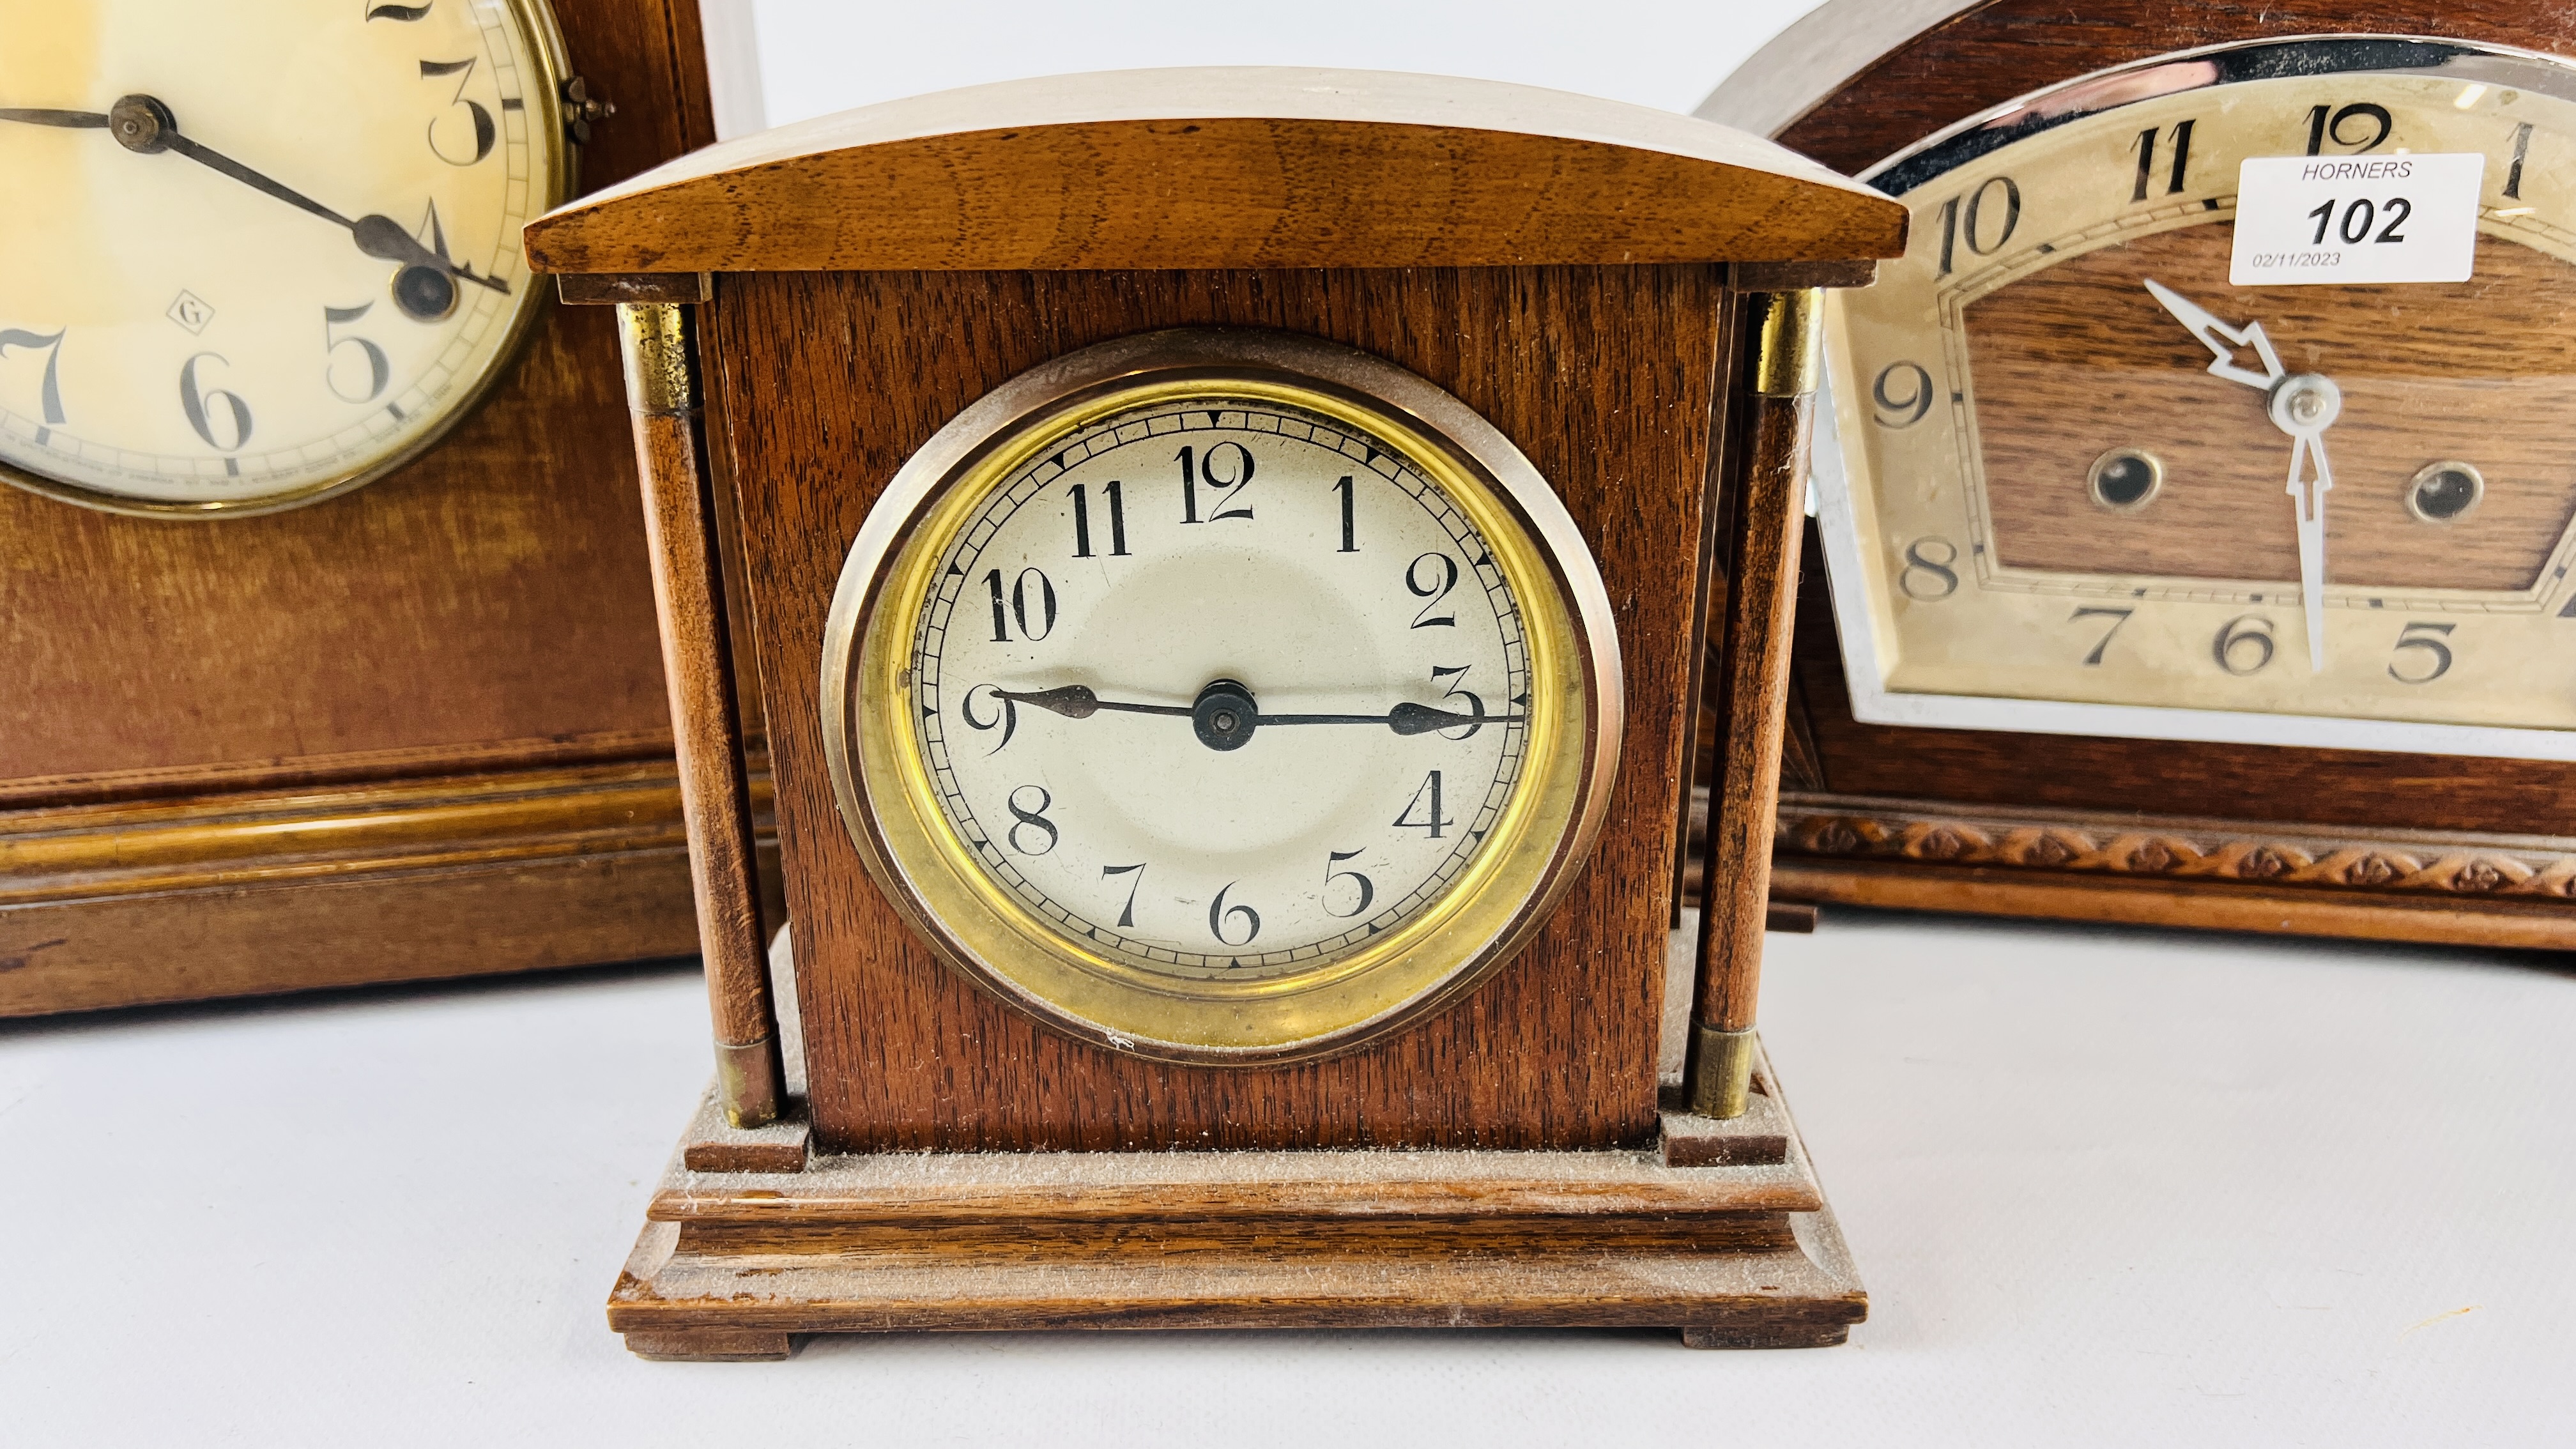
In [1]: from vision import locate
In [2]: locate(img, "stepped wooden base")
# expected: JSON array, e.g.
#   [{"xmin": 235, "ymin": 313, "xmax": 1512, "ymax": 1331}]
[{"xmin": 608, "ymin": 1039, "xmax": 1864, "ymax": 1356}]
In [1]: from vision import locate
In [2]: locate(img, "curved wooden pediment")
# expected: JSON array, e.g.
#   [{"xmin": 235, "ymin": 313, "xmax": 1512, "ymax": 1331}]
[{"xmin": 525, "ymin": 68, "xmax": 1906, "ymax": 274}]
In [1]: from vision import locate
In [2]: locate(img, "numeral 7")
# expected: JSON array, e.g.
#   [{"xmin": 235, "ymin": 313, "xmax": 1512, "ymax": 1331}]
[{"xmin": 2070, "ymin": 606, "xmax": 2133, "ymax": 666}]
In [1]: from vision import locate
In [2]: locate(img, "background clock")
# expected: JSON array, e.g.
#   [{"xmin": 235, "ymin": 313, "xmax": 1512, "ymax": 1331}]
[
  {"xmin": 2, "ymin": 0, "xmax": 569, "ymax": 516},
  {"xmin": 0, "ymin": 0, "xmax": 760, "ymax": 1016},
  {"xmin": 1701, "ymin": 0, "xmax": 2576, "ymax": 947}
]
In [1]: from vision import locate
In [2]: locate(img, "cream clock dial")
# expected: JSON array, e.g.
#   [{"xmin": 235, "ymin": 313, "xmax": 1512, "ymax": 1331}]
[
  {"xmin": 824, "ymin": 330, "xmax": 1621, "ymax": 1064},
  {"xmin": 1822, "ymin": 37, "xmax": 2576, "ymax": 760},
  {"xmin": 0, "ymin": 0, "xmax": 571, "ymax": 516}
]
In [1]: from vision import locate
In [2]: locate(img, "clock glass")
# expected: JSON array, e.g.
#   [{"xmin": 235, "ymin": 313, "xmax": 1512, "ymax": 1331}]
[
  {"xmin": 1821, "ymin": 36, "xmax": 2576, "ymax": 760},
  {"xmin": 824, "ymin": 330, "xmax": 1620, "ymax": 1063},
  {"xmin": 0, "ymin": 0, "xmax": 569, "ymax": 516}
]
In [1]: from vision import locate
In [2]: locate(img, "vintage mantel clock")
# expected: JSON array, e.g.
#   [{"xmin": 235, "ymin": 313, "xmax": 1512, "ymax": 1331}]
[
  {"xmin": 0, "ymin": 0, "xmax": 755, "ymax": 1015},
  {"xmin": 525, "ymin": 68, "xmax": 1905, "ymax": 1355},
  {"xmin": 1699, "ymin": 0, "xmax": 2576, "ymax": 947}
]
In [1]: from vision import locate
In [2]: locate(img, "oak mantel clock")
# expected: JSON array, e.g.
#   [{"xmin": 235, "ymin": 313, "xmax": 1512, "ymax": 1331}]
[
  {"xmin": 0, "ymin": 0, "xmax": 759, "ymax": 1016},
  {"xmin": 1699, "ymin": 0, "xmax": 2576, "ymax": 948},
  {"xmin": 525, "ymin": 68, "xmax": 1905, "ymax": 1355}
]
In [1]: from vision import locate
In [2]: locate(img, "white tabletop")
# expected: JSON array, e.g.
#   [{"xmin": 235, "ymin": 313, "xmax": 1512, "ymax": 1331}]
[{"xmin": 6, "ymin": 907, "xmax": 2570, "ymax": 1446}]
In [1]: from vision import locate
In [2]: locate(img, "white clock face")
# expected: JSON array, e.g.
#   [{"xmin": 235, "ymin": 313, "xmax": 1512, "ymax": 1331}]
[
  {"xmin": 0, "ymin": 0, "xmax": 565, "ymax": 514},
  {"xmin": 910, "ymin": 393, "xmax": 1532, "ymax": 982}
]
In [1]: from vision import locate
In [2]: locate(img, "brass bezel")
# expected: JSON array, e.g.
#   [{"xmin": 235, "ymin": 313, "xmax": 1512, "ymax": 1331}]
[
  {"xmin": 0, "ymin": 0, "xmax": 576, "ymax": 520},
  {"xmin": 818, "ymin": 328, "xmax": 1623, "ymax": 1066}
]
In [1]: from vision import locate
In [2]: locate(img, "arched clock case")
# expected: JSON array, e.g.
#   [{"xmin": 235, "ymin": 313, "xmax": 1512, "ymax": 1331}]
[{"xmin": 1699, "ymin": 0, "xmax": 2576, "ymax": 949}]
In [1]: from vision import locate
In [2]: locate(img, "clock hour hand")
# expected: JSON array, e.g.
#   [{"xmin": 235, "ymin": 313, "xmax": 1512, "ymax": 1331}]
[{"xmin": 2142, "ymin": 277, "xmax": 2284, "ymax": 390}]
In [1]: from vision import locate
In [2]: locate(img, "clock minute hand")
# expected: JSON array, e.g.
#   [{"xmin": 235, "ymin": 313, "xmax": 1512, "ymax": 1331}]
[
  {"xmin": 2142, "ymin": 277, "xmax": 2284, "ymax": 390},
  {"xmin": 89, "ymin": 94, "xmax": 509, "ymax": 310},
  {"xmin": 2269, "ymin": 376, "xmax": 2343, "ymax": 673},
  {"xmin": 1262, "ymin": 703, "xmax": 1528, "ymax": 734}
]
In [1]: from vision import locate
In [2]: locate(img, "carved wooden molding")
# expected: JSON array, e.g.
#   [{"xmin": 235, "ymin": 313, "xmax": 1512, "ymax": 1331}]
[{"xmin": 1775, "ymin": 792, "xmax": 2576, "ymax": 901}]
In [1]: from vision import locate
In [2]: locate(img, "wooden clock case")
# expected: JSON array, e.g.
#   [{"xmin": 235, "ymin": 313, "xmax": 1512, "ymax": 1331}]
[
  {"xmin": 526, "ymin": 68, "xmax": 1905, "ymax": 1355},
  {"xmin": 1699, "ymin": 0, "xmax": 2576, "ymax": 950},
  {"xmin": 0, "ymin": 0, "xmax": 781, "ymax": 1016}
]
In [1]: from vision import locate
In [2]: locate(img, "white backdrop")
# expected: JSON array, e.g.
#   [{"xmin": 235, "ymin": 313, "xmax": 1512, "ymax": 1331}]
[{"xmin": 703, "ymin": 0, "xmax": 1828, "ymax": 137}]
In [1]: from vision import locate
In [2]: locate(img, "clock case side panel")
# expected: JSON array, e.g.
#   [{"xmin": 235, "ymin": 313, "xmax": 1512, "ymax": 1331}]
[
  {"xmin": 709, "ymin": 264, "xmax": 1728, "ymax": 1153},
  {"xmin": 1751, "ymin": 0, "xmax": 2576, "ymax": 946},
  {"xmin": 0, "ymin": 0, "xmax": 776, "ymax": 1016}
]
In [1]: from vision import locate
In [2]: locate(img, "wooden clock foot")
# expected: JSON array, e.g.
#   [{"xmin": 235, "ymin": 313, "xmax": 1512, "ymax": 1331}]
[
  {"xmin": 607, "ymin": 1039, "xmax": 1864, "ymax": 1353},
  {"xmin": 620, "ymin": 1328, "xmax": 796, "ymax": 1361}
]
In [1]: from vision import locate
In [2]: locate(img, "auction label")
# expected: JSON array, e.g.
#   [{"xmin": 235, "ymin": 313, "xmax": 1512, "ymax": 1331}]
[{"xmin": 2230, "ymin": 153, "xmax": 2485, "ymax": 286}]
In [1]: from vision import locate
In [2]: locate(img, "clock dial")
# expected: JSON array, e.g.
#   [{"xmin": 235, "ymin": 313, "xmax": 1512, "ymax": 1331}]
[
  {"xmin": 0, "ymin": 0, "xmax": 569, "ymax": 516},
  {"xmin": 825, "ymin": 331, "xmax": 1619, "ymax": 1062},
  {"xmin": 914, "ymin": 394, "xmax": 1530, "ymax": 982},
  {"xmin": 1825, "ymin": 37, "xmax": 2576, "ymax": 758}
]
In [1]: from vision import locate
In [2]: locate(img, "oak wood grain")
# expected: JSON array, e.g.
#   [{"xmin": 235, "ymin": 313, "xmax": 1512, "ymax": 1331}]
[
  {"xmin": 526, "ymin": 70, "xmax": 1905, "ymax": 276},
  {"xmin": 0, "ymin": 758, "xmax": 785, "ymax": 1016},
  {"xmin": 706, "ymin": 264, "xmax": 1728, "ymax": 1153},
  {"xmin": 1693, "ymin": 388, "xmax": 1813, "ymax": 1031},
  {"xmin": 1970, "ymin": 224, "xmax": 2576, "ymax": 590},
  {"xmin": 630, "ymin": 390, "xmax": 783, "ymax": 1122},
  {"xmin": 608, "ymin": 1039, "xmax": 1867, "ymax": 1354}
]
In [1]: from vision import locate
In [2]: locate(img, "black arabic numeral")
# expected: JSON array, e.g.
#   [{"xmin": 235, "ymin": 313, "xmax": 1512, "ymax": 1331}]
[
  {"xmin": 2507, "ymin": 121, "xmax": 2534, "ymax": 200},
  {"xmin": 2376, "ymin": 197, "xmax": 2411, "ymax": 243},
  {"xmin": 1070, "ymin": 479, "xmax": 1127, "ymax": 558},
  {"xmin": 2213, "ymin": 615, "xmax": 2276, "ymax": 676},
  {"xmin": 981, "ymin": 567, "xmax": 1057, "ymax": 641},
  {"xmin": 420, "ymin": 57, "xmax": 496, "ymax": 165},
  {"xmin": 1176, "ymin": 441, "xmax": 1254, "ymax": 523},
  {"xmin": 2306, "ymin": 102, "xmax": 2392, "ymax": 156},
  {"xmin": 2389, "ymin": 621, "xmax": 2455, "ymax": 684},
  {"xmin": 0, "ymin": 328, "xmax": 67, "ymax": 425},
  {"xmin": 1101, "ymin": 862, "xmax": 1144, "ymax": 928},
  {"xmin": 1871, "ymin": 362, "xmax": 1934, "ymax": 427},
  {"xmin": 1208, "ymin": 882, "xmax": 1261, "ymax": 946},
  {"xmin": 1393, "ymin": 769, "xmax": 1452, "ymax": 839},
  {"xmin": 1899, "ymin": 537, "xmax": 1960, "ymax": 601},
  {"xmin": 179, "ymin": 353, "xmax": 252, "ymax": 452},
  {"xmin": 1430, "ymin": 664, "xmax": 1485, "ymax": 739},
  {"xmin": 1935, "ymin": 176, "xmax": 2019, "ymax": 275},
  {"xmin": 1005, "ymin": 785, "xmax": 1058, "ymax": 855},
  {"xmin": 2069, "ymin": 606, "xmax": 2133, "ymax": 666},
  {"xmin": 323, "ymin": 303, "xmax": 390, "ymax": 404},
  {"xmin": 2129, "ymin": 118, "xmax": 2195, "ymax": 203},
  {"xmin": 1323, "ymin": 850, "xmax": 1376, "ymax": 919},
  {"xmin": 1406, "ymin": 551, "xmax": 1459, "ymax": 628},
  {"xmin": 1333, "ymin": 474, "xmax": 1358, "ymax": 553},
  {"xmin": 959, "ymin": 684, "xmax": 1020, "ymax": 753}
]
